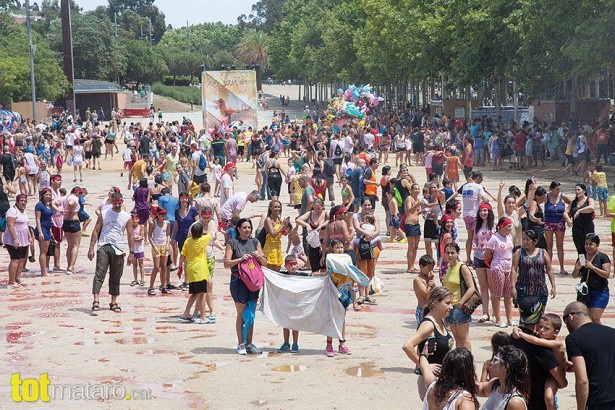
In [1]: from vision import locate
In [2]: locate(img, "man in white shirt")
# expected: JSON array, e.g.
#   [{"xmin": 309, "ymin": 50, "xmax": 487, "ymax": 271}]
[
  {"xmin": 344, "ymin": 131, "xmax": 355, "ymax": 154},
  {"xmin": 88, "ymin": 192, "xmax": 134, "ymax": 313},
  {"xmin": 190, "ymin": 143, "xmax": 208, "ymax": 184},
  {"xmin": 219, "ymin": 190, "xmax": 260, "ymax": 230},
  {"xmin": 363, "ymin": 130, "xmax": 375, "ymax": 150},
  {"xmin": 219, "ymin": 162, "xmax": 236, "ymax": 207},
  {"xmin": 459, "ymin": 171, "xmax": 488, "ymax": 264}
]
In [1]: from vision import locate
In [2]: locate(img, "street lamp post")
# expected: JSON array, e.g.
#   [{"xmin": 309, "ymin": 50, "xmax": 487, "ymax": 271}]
[{"xmin": 25, "ymin": 0, "xmax": 36, "ymax": 122}]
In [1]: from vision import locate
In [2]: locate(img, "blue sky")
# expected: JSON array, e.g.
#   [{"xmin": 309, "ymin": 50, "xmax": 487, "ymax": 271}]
[{"xmin": 75, "ymin": 0, "xmax": 256, "ymax": 27}]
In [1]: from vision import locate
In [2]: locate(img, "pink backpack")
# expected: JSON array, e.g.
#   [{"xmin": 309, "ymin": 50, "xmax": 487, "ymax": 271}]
[{"xmin": 238, "ymin": 257, "xmax": 265, "ymax": 292}]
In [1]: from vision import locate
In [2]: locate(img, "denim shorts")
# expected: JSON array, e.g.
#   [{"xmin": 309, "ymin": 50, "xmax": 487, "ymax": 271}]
[
  {"xmin": 473, "ymin": 257, "xmax": 488, "ymax": 269},
  {"xmin": 415, "ymin": 306, "xmax": 424, "ymax": 328},
  {"xmin": 446, "ymin": 306, "xmax": 472, "ymax": 325},
  {"xmin": 404, "ymin": 223, "xmax": 421, "ymax": 238},
  {"xmin": 586, "ymin": 290, "xmax": 610, "ymax": 309}
]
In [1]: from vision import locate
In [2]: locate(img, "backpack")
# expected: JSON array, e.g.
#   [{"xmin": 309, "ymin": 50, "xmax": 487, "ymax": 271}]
[
  {"xmin": 334, "ymin": 141, "xmax": 342, "ymax": 156},
  {"xmin": 345, "ymin": 165, "xmax": 353, "ymax": 179},
  {"xmin": 393, "ymin": 187, "xmax": 403, "ymax": 207},
  {"xmin": 360, "ymin": 168, "xmax": 370, "ymax": 193},
  {"xmin": 256, "ymin": 152, "xmax": 267, "ymax": 169},
  {"xmin": 198, "ymin": 152, "xmax": 207, "ymax": 171},
  {"xmin": 323, "ymin": 158, "xmax": 336, "ymax": 178},
  {"xmin": 256, "ymin": 228, "xmax": 267, "ymax": 248},
  {"xmin": 357, "ymin": 237, "xmax": 373, "ymax": 260},
  {"xmin": 238, "ymin": 256, "xmax": 265, "ymax": 292}
]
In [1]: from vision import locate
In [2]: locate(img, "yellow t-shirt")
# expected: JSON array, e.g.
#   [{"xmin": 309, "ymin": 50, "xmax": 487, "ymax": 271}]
[
  {"xmin": 591, "ymin": 171, "xmax": 607, "ymax": 188},
  {"xmin": 442, "ymin": 262, "xmax": 462, "ymax": 303},
  {"xmin": 181, "ymin": 233, "xmax": 212, "ymax": 283},
  {"xmin": 292, "ymin": 176, "xmax": 304, "ymax": 204}
]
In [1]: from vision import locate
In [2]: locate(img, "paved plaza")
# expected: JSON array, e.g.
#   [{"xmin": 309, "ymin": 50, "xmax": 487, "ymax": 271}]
[{"xmin": 0, "ymin": 105, "xmax": 611, "ymax": 408}]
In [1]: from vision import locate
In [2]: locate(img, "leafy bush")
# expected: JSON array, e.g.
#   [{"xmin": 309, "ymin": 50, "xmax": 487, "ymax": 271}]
[
  {"xmin": 162, "ymin": 76, "xmax": 197, "ymax": 87},
  {"xmin": 151, "ymin": 84, "xmax": 202, "ymax": 105}
]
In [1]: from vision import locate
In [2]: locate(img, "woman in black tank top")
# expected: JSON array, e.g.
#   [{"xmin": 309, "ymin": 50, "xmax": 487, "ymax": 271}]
[
  {"xmin": 402, "ymin": 287, "xmax": 455, "ymax": 399},
  {"xmin": 266, "ymin": 152, "xmax": 283, "ymax": 200}
]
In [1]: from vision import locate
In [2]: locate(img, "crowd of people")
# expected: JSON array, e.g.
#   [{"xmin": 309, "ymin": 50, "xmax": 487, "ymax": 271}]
[{"xmin": 2, "ymin": 105, "xmax": 615, "ymax": 408}]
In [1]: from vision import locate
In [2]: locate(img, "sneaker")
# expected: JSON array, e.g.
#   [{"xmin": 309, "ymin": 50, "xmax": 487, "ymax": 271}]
[
  {"xmin": 398, "ymin": 238, "xmax": 408, "ymax": 244},
  {"xmin": 325, "ymin": 344, "xmax": 335, "ymax": 357},
  {"xmin": 206, "ymin": 314, "xmax": 216, "ymax": 321},
  {"xmin": 338, "ymin": 344, "xmax": 352, "ymax": 355},
  {"xmin": 246, "ymin": 344, "xmax": 263, "ymax": 354},
  {"xmin": 278, "ymin": 342, "xmax": 291, "ymax": 353},
  {"xmin": 237, "ymin": 343, "xmax": 247, "ymax": 355},
  {"xmin": 81, "ymin": 232, "xmax": 90, "ymax": 237},
  {"xmin": 291, "ymin": 344, "xmax": 299, "ymax": 353},
  {"xmin": 180, "ymin": 283, "xmax": 189, "ymax": 291},
  {"xmin": 167, "ymin": 283, "xmax": 178, "ymax": 290},
  {"xmin": 161, "ymin": 288, "xmax": 171, "ymax": 294}
]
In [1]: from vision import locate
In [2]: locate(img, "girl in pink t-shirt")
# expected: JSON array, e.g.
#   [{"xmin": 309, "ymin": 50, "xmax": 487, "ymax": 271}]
[
  {"xmin": 484, "ymin": 217, "xmax": 514, "ymax": 327},
  {"xmin": 473, "ymin": 203, "xmax": 494, "ymax": 323}
]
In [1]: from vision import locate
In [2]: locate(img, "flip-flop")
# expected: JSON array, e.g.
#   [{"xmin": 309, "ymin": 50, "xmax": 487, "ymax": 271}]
[
  {"xmin": 477, "ymin": 314, "xmax": 490, "ymax": 323},
  {"xmin": 179, "ymin": 316, "xmax": 195, "ymax": 323}
]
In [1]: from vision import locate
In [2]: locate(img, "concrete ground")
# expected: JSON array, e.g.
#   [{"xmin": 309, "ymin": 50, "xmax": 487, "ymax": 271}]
[{"xmin": 0, "ymin": 104, "xmax": 611, "ymax": 408}]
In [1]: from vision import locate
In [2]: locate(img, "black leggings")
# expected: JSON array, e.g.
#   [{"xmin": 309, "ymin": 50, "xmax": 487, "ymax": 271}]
[{"xmin": 267, "ymin": 171, "xmax": 283, "ymax": 197}]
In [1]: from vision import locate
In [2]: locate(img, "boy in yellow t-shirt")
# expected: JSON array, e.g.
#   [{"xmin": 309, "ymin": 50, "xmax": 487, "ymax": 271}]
[
  {"xmin": 178, "ymin": 222, "xmax": 212, "ymax": 324},
  {"xmin": 591, "ymin": 164, "xmax": 609, "ymax": 217}
]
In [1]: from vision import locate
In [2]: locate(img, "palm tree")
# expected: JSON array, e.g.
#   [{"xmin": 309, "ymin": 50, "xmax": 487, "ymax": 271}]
[{"xmin": 237, "ymin": 29, "xmax": 270, "ymax": 91}]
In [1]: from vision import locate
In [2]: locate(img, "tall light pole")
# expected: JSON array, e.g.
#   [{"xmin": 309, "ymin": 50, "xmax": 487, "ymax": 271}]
[{"xmin": 25, "ymin": 0, "xmax": 36, "ymax": 122}]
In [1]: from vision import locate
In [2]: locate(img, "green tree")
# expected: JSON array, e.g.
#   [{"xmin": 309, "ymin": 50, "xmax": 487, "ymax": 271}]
[
  {"xmin": 122, "ymin": 39, "xmax": 168, "ymax": 86},
  {"xmin": 107, "ymin": 0, "xmax": 165, "ymax": 45},
  {"xmin": 0, "ymin": 12, "xmax": 68, "ymax": 104},
  {"xmin": 237, "ymin": 0, "xmax": 287, "ymax": 33}
]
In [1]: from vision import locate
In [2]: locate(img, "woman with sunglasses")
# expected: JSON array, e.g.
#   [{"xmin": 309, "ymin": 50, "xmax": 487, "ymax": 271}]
[
  {"xmin": 572, "ymin": 234, "xmax": 611, "ymax": 323},
  {"xmin": 512, "ymin": 229, "xmax": 555, "ymax": 310},
  {"xmin": 567, "ymin": 183, "xmax": 595, "ymax": 255},
  {"xmin": 224, "ymin": 218, "xmax": 267, "ymax": 355},
  {"xmin": 478, "ymin": 345, "xmax": 529, "ymax": 409},
  {"xmin": 4, "ymin": 194, "xmax": 31, "ymax": 287},
  {"xmin": 544, "ymin": 181, "xmax": 572, "ymax": 275}
]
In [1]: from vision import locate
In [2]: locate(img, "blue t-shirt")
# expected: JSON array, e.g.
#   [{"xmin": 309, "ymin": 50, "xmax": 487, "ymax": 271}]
[
  {"xmin": 470, "ymin": 124, "xmax": 481, "ymax": 138},
  {"xmin": 157, "ymin": 195, "xmax": 179, "ymax": 222},
  {"xmin": 35, "ymin": 201, "xmax": 54, "ymax": 230},
  {"xmin": 175, "ymin": 206, "xmax": 199, "ymax": 241},
  {"xmin": 350, "ymin": 167, "xmax": 365, "ymax": 198}
]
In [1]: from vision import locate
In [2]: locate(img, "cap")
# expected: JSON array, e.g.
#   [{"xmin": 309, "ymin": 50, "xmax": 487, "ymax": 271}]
[
  {"xmin": 518, "ymin": 297, "xmax": 544, "ymax": 325},
  {"xmin": 223, "ymin": 162, "xmax": 236, "ymax": 173}
]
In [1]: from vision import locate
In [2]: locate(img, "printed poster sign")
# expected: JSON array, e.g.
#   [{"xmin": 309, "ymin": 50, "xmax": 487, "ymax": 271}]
[{"xmin": 202, "ymin": 70, "xmax": 258, "ymax": 130}]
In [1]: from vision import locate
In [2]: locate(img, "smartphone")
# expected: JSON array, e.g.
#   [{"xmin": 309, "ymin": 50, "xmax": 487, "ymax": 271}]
[
  {"xmin": 427, "ymin": 336, "xmax": 437, "ymax": 354},
  {"xmin": 579, "ymin": 254, "xmax": 586, "ymax": 266}
]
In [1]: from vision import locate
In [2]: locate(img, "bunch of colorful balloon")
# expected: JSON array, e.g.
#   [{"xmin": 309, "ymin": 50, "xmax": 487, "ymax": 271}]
[{"xmin": 327, "ymin": 84, "xmax": 385, "ymax": 120}]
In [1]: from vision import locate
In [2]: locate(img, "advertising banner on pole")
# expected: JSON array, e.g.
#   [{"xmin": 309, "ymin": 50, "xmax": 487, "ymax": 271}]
[{"xmin": 202, "ymin": 70, "xmax": 258, "ymax": 130}]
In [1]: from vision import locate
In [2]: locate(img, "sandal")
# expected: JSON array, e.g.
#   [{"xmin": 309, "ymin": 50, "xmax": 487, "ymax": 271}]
[
  {"xmin": 364, "ymin": 296, "xmax": 377, "ymax": 305},
  {"xmin": 147, "ymin": 288, "xmax": 155, "ymax": 296},
  {"xmin": 130, "ymin": 280, "xmax": 138, "ymax": 286},
  {"xmin": 92, "ymin": 301, "xmax": 100, "ymax": 311},
  {"xmin": 477, "ymin": 314, "xmax": 490, "ymax": 323},
  {"xmin": 139, "ymin": 280, "xmax": 145, "ymax": 286},
  {"xmin": 109, "ymin": 303, "xmax": 121, "ymax": 312},
  {"xmin": 357, "ymin": 296, "xmax": 365, "ymax": 305}
]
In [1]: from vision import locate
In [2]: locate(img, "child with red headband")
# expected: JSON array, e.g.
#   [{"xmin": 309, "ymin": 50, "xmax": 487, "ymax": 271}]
[{"xmin": 484, "ymin": 216, "xmax": 515, "ymax": 327}]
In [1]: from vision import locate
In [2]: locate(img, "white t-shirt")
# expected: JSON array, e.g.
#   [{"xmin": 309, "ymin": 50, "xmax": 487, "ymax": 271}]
[
  {"xmin": 460, "ymin": 182, "xmax": 485, "ymax": 217},
  {"xmin": 220, "ymin": 192, "xmax": 248, "ymax": 220},
  {"xmin": 23, "ymin": 152, "xmax": 39, "ymax": 174},
  {"xmin": 344, "ymin": 135, "xmax": 354, "ymax": 153},
  {"xmin": 363, "ymin": 133, "xmax": 375, "ymax": 149},
  {"xmin": 219, "ymin": 173, "xmax": 233, "ymax": 207},
  {"xmin": 98, "ymin": 209, "xmax": 131, "ymax": 252},
  {"xmin": 123, "ymin": 148, "xmax": 132, "ymax": 161},
  {"xmin": 191, "ymin": 151, "xmax": 207, "ymax": 177}
]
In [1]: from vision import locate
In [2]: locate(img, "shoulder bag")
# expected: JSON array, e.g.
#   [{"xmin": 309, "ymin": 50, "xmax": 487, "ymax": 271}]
[{"xmin": 459, "ymin": 264, "xmax": 482, "ymax": 315}]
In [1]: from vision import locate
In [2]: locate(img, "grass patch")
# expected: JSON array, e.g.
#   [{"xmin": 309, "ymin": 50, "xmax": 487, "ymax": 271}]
[{"xmin": 151, "ymin": 84, "xmax": 202, "ymax": 105}]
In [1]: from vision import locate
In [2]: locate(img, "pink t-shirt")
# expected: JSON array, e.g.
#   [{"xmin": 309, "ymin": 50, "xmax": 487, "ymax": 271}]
[
  {"xmin": 486, "ymin": 232, "xmax": 513, "ymax": 271},
  {"xmin": 474, "ymin": 226, "xmax": 493, "ymax": 260},
  {"xmin": 2, "ymin": 206, "xmax": 30, "ymax": 247}
]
